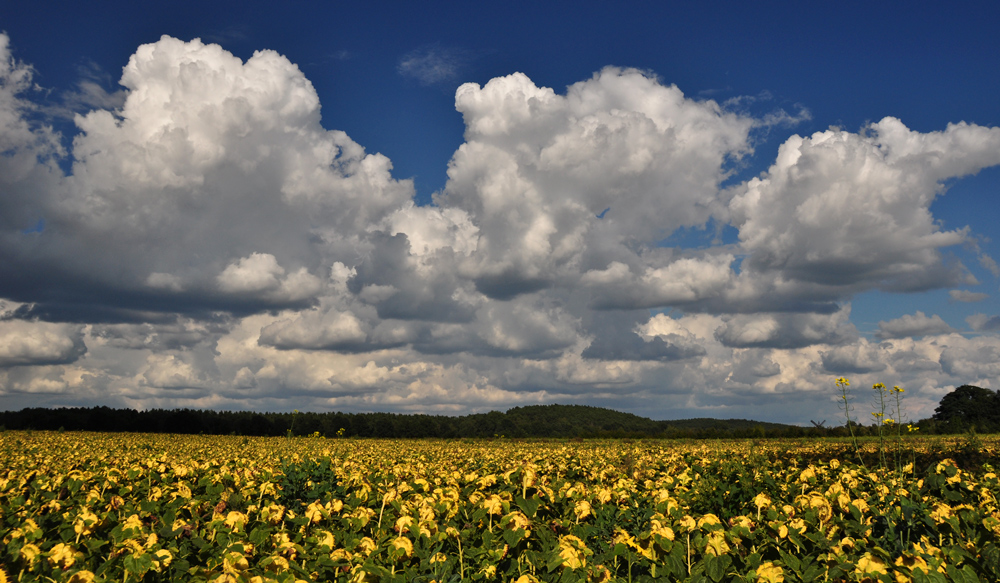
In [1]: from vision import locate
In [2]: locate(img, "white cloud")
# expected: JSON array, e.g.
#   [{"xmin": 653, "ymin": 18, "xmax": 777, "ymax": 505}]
[
  {"xmin": 217, "ymin": 253, "xmax": 287, "ymax": 294},
  {"xmin": 139, "ymin": 353, "xmax": 208, "ymax": 389},
  {"xmin": 949, "ymin": 290, "xmax": 988, "ymax": 303},
  {"xmin": 585, "ymin": 254, "xmax": 736, "ymax": 309},
  {"xmin": 583, "ymin": 311, "xmax": 706, "ymax": 362},
  {"xmin": 90, "ymin": 319, "xmax": 218, "ymax": 351},
  {"xmin": 258, "ymin": 308, "xmax": 369, "ymax": 351},
  {"xmin": 821, "ymin": 341, "xmax": 887, "ymax": 373},
  {"xmin": 471, "ymin": 299, "xmax": 580, "ymax": 356},
  {"xmin": 0, "ymin": 33, "xmax": 65, "ymax": 244},
  {"xmin": 3, "ymin": 33, "xmax": 1000, "ymax": 423},
  {"xmin": 967, "ymin": 313, "xmax": 1000, "ymax": 332},
  {"xmin": 146, "ymin": 272, "xmax": 184, "ymax": 292},
  {"xmin": 348, "ymin": 231, "xmax": 480, "ymax": 322},
  {"xmin": 875, "ymin": 311, "xmax": 955, "ymax": 340},
  {"xmin": 980, "ymin": 254, "xmax": 1000, "ymax": 277},
  {"xmin": 1, "ymin": 35, "xmax": 413, "ymax": 318},
  {"xmin": 440, "ymin": 68, "xmax": 754, "ymax": 298},
  {"xmin": 64, "ymin": 79, "xmax": 127, "ymax": 112},
  {"xmin": 713, "ymin": 307, "xmax": 857, "ymax": 349},
  {"xmin": 398, "ymin": 46, "xmax": 468, "ymax": 85},
  {"xmin": 216, "ymin": 253, "xmax": 321, "ymax": 302},
  {"xmin": 730, "ymin": 118, "xmax": 1000, "ymax": 296},
  {"xmin": 940, "ymin": 342, "xmax": 1000, "ymax": 379},
  {"xmin": 39, "ymin": 59, "xmax": 130, "ymax": 120},
  {"xmin": 0, "ymin": 34, "xmax": 64, "ymax": 163},
  {"xmin": 384, "ymin": 203, "xmax": 478, "ymax": 259},
  {"xmin": 0, "ymin": 319, "xmax": 86, "ymax": 367}
]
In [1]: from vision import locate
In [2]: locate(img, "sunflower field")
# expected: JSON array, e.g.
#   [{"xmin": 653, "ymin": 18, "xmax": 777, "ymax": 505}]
[{"xmin": 1, "ymin": 431, "xmax": 999, "ymax": 582}]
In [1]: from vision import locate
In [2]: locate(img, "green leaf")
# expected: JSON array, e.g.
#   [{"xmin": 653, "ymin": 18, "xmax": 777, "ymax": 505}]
[
  {"xmin": 502, "ymin": 527, "xmax": 525, "ymax": 547},
  {"xmin": 800, "ymin": 564, "xmax": 824, "ymax": 582},
  {"xmin": 913, "ymin": 568, "xmax": 950, "ymax": 583},
  {"xmin": 945, "ymin": 489, "xmax": 964, "ymax": 502},
  {"xmin": 705, "ymin": 554, "xmax": 732, "ymax": 582},
  {"xmin": 545, "ymin": 551, "xmax": 564, "ymax": 572},
  {"xmin": 666, "ymin": 546, "xmax": 686, "ymax": 578},
  {"xmin": 786, "ymin": 530, "xmax": 808, "ymax": 552},
  {"xmin": 170, "ymin": 557, "xmax": 191, "ymax": 572},
  {"xmin": 84, "ymin": 537, "xmax": 106, "ymax": 553},
  {"xmin": 515, "ymin": 496, "xmax": 541, "ymax": 517},
  {"xmin": 778, "ymin": 549, "xmax": 801, "ymax": 574},
  {"xmin": 946, "ymin": 564, "xmax": 982, "ymax": 583},
  {"xmin": 123, "ymin": 553, "xmax": 151, "ymax": 577},
  {"xmin": 827, "ymin": 564, "xmax": 850, "ymax": 580}
]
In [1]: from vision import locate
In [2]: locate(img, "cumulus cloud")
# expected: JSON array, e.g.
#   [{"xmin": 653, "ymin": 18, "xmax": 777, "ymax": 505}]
[
  {"xmin": 439, "ymin": 68, "xmax": 754, "ymax": 299},
  {"xmin": 713, "ymin": 307, "xmax": 857, "ymax": 349},
  {"xmin": 729, "ymin": 118, "xmax": 1000, "ymax": 297},
  {"xmin": 216, "ymin": 253, "xmax": 321, "ymax": 302},
  {"xmin": 90, "ymin": 318, "xmax": 222, "ymax": 351},
  {"xmin": 1, "ymin": 35, "xmax": 413, "ymax": 319},
  {"xmin": 139, "ymin": 353, "xmax": 209, "ymax": 390},
  {"xmin": 886, "ymin": 348, "xmax": 941, "ymax": 374},
  {"xmin": 950, "ymin": 290, "xmax": 989, "ymax": 303},
  {"xmin": 0, "ymin": 35, "xmax": 63, "ymax": 161},
  {"xmin": 980, "ymin": 254, "xmax": 1000, "ymax": 277},
  {"xmin": 0, "ymin": 33, "xmax": 65, "ymax": 242},
  {"xmin": 347, "ymin": 231, "xmax": 479, "ymax": 322},
  {"xmin": 875, "ymin": 311, "xmax": 955, "ymax": 340},
  {"xmin": 259, "ymin": 308, "xmax": 370, "ymax": 351},
  {"xmin": 582, "ymin": 333, "xmax": 705, "ymax": 362},
  {"xmin": 0, "ymin": 319, "xmax": 87, "ymax": 367},
  {"xmin": 820, "ymin": 341, "xmax": 887, "ymax": 373},
  {"xmin": 4, "ymin": 32, "xmax": 1000, "ymax": 423},
  {"xmin": 468, "ymin": 300, "xmax": 580, "ymax": 357},
  {"xmin": 584, "ymin": 254, "xmax": 736, "ymax": 309},
  {"xmin": 940, "ymin": 343, "xmax": 1000, "ymax": 379},
  {"xmin": 583, "ymin": 312, "xmax": 705, "ymax": 362},
  {"xmin": 967, "ymin": 313, "xmax": 1000, "ymax": 332}
]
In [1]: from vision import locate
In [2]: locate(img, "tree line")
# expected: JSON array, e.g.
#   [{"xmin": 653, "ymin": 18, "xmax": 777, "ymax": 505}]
[
  {"xmin": 0, "ymin": 404, "xmax": 809, "ymax": 439},
  {"xmin": 0, "ymin": 385, "xmax": 993, "ymax": 438}
]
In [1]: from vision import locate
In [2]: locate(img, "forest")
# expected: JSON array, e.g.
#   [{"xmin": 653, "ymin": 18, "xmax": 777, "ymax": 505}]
[{"xmin": 0, "ymin": 384, "xmax": 993, "ymax": 438}]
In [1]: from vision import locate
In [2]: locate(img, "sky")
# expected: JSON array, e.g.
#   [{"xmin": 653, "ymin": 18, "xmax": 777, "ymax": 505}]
[{"xmin": 2, "ymin": 1, "xmax": 1000, "ymax": 425}]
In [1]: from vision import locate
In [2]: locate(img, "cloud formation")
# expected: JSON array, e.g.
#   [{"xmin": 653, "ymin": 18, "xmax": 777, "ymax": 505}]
[
  {"xmin": 875, "ymin": 312, "xmax": 956, "ymax": 340},
  {"xmin": 398, "ymin": 46, "xmax": 467, "ymax": 85},
  {"xmin": 950, "ymin": 290, "xmax": 989, "ymax": 303},
  {"xmin": 0, "ymin": 319, "xmax": 86, "ymax": 367},
  {"xmin": 729, "ymin": 119, "xmax": 1000, "ymax": 300},
  {"xmin": 2, "ymin": 33, "xmax": 1000, "ymax": 423},
  {"xmin": 3, "ymin": 35, "xmax": 414, "ymax": 317},
  {"xmin": 968, "ymin": 314, "xmax": 1000, "ymax": 333}
]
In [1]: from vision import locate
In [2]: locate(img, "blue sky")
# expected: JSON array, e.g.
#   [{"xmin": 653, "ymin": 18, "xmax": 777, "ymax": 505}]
[{"xmin": 1, "ymin": 1, "xmax": 999, "ymax": 423}]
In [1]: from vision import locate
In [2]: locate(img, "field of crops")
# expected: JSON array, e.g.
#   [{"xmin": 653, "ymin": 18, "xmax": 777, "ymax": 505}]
[{"xmin": 1, "ymin": 432, "xmax": 999, "ymax": 582}]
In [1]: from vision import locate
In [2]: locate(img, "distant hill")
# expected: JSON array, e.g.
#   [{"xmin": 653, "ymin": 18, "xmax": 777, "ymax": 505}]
[
  {"xmin": 0, "ymin": 403, "xmax": 806, "ymax": 438},
  {"xmin": 499, "ymin": 406, "xmax": 798, "ymax": 438},
  {"xmin": 497, "ymin": 404, "xmax": 664, "ymax": 436},
  {"xmin": 657, "ymin": 417, "xmax": 796, "ymax": 433}
]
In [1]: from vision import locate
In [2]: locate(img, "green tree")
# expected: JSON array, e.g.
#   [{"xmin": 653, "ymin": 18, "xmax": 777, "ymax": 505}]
[{"xmin": 932, "ymin": 384, "xmax": 1000, "ymax": 432}]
